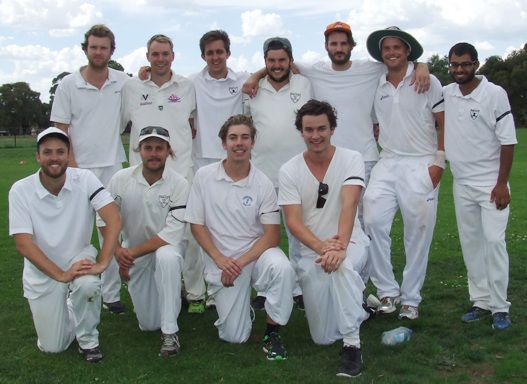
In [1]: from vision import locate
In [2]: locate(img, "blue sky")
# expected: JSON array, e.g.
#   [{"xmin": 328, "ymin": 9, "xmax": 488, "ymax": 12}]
[{"xmin": 1, "ymin": 0, "xmax": 525, "ymax": 102}]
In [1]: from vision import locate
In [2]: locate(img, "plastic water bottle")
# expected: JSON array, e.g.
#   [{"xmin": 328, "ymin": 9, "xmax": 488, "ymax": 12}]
[{"xmin": 381, "ymin": 326, "xmax": 413, "ymax": 346}]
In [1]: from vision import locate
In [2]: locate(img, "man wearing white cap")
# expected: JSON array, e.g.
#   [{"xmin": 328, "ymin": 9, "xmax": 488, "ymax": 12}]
[
  {"xmin": 8, "ymin": 127, "xmax": 122, "ymax": 362},
  {"xmin": 363, "ymin": 27, "xmax": 445, "ymax": 320},
  {"xmin": 98, "ymin": 126, "xmax": 189, "ymax": 356}
]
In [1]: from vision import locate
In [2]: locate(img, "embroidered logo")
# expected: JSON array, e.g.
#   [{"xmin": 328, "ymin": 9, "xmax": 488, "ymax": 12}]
[
  {"xmin": 229, "ymin": 87, "xmax": 239, "ymax": 95},
  {"xmin": 159, "ymin": 195, "xmax": 170, "ymax": 208},
  {"xmin": 140, "ymin": 94, "xmax": 152, "ymax": 106},
  {"xmin": 167, "ymin": 94, "xmax": 181, "ymax": 103},
  {"xmin": 470, "ymin": 109, "xmax": 480, "ymax": 120},
  {"xmin": 290, "ymin": 93, "xmax": 301, "ymax": 103},
  {"xmin": 242, "ymin": 196, "xmax": 254, "ymax": 207},
  {"xmin": 158, "ymin": 105, "xmax": 164, "ymax": 111},
  {"xmin": 380, "ymin": 94, "xmax": 389, "ymax": 100}
]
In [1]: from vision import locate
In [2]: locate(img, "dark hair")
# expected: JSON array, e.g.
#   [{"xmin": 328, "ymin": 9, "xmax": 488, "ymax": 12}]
[
  {"xmin": 199, "ymin": 30, "xmax": 231, "ymax": 55},
  {"xmin": 218, "ymin": 115, "xmax": 257, "ymax": 143},
  {"xmin": 147, "ymin": 34, "xmax": 174, "ymax": 52},
  {"xmin": 325, "ymin": 31, "xmax": 357, "ymax": 49},
  {"xmin": 448, "ymin": 42, "xmax": 478, "ymax": 62},
  {"xmin": 81, "ymin": 24, "xmax": 116, "ymax": 52},
  {"xmin": 295, "ymin": 99, "xmax": 337, "ymax": 132}
]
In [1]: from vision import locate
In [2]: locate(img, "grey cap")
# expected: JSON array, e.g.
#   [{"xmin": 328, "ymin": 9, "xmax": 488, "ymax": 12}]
[{"xmin": 263, "ymin": 37, "xmax": 293, "ymax": 56}]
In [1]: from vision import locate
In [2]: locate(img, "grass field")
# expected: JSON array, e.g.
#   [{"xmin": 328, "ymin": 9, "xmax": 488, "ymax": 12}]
[{"xmin": 0, "ymin": 132, "xmax": 525, "ymax": 384}]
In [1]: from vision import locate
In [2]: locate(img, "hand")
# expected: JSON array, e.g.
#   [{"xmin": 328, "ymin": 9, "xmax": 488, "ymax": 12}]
[
  {"xmin": 321, "ymin": 236, "xmax": 346, "ymax": 255},
  {"xmin": 428, "ymin": 165, "xmax": 444, "ymax": 189},
  {"xmin": 410, "ymin": 64, "xmax": 430, "ymax": 94},
  {"xmin": 138, "ymin": 66, "xmax": 151, "ymax": 81},
  {"xmin": 221, "ymin": 271, "xmax": 236, "ymax": 287},
  {"xmin": 290, "ymin": 63, "xmax": 300, "ymax": 74},
  {"xmin": 115, "ymin": 247, "xmax": 135, "ymax": 269},
  {"xmin": 59, "ymin": 258, "xmax": 94, "ymax": 282},
  {"xmin": 315, "ymin": 249, "xmax": 346, "ymax": 274},
  {"xmin": 214, "ymin": 255, "xmax": 242, "ymax": 278},
  {"xmin": 85, "ymin": 262, "xmax": 108, "ymax": 276},
  {"xmin": 119, "ymin": 267, "xmax": 131, "ymax": 282},
  {"xmin": 191, "ymin": 127, "xmax": 197, "ymax": 139},
  {"xmin": 242, "ymin": 76, "xmax": 259, "ymax": 98},
  {"xmin": 490, "ymin": 183, "xmax": 510, "ymax": 210}
]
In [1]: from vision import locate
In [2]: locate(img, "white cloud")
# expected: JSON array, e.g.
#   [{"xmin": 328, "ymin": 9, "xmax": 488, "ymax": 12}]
[{"xmin": 240, "ymin": 10, "xmax": 287, "ymax": 40}]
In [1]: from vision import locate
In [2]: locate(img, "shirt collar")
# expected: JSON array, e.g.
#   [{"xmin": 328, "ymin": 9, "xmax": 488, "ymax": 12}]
[
  {"xmin": 34, "ymin": 169, "xmax": 73, "ymax": 199},
  {"xmin": 215, "ymin": 159, "xmax": 254, "ymax": 187},
  {"xmin": 451, "ymin": 75, "xmax": 487, "ymax": 102},
  {"xmin": 201, "ymin": 66, "xmax": 237, "ymax": 81},
  {"xmin": 132, "ymin": 163, "xmax": 166, "ymax": 186}
]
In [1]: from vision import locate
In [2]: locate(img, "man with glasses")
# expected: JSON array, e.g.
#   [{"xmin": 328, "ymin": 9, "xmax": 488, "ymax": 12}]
[
  {"xmin": 122, "ymin": 34, "xmax": 206, "ymax": 315},
  {"xmin": 362, "ymin": 27, "xmax": 445, "ymax": 320},
  {"xmin": 444, "ymin": 42, "xmax": 517, "ymax": 330},
  {"xmin": 278, "ymin": 100, "xmax": 370, "ymax": 378},
  {"xmin": 98, "ymin": 126, "xmax": 189, "ymax": 356}
]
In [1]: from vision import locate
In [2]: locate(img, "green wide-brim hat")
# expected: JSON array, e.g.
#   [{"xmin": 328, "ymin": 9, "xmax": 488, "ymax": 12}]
[{"xmin": 366, "ymin": 26, "xmax": 423, "ymax": 62}]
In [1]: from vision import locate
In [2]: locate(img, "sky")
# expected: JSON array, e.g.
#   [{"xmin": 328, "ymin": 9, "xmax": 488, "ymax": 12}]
[{"xmin": 1, "ymin": 0, "xmax": 526, "ymax": 103}]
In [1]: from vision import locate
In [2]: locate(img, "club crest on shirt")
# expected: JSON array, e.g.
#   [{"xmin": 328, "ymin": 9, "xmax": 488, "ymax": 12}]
[
  {"xmin": 158, "ymin": 195, "xmax": 170, "ymax": 208},
  {"xmin": 229, "ymin": 87, "xmax": 239, "ymax": 95},
  {"xmin": 290, "ymin": 93, "xmax": 301, "ymax": 103},
  {"xmin": 242, "ymin": 196, "xmax": 254, "ymax": 207},
  {"xmin": 140, "ymin": 94, "xmax": 152, "ymax": 106},
  {"xmin": 470, "ymin": 109, "xmax": 480, "ymax": 120},
  {"xmin": 167, "ymin": 94, "xmax": 181, "ymax": 103}
]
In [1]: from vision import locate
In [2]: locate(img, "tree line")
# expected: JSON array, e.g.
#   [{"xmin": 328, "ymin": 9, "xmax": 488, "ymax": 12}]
[{"xmin": 1, "ymin": 48, "xmax": 526, "ymax": 136}]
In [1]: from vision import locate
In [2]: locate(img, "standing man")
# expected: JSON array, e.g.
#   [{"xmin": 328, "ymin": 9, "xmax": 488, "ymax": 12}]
[
  {"xmin": 8, "ymin": 128, "xmax": 121, "ymax": 362},
  {"xmin": 244, "ymin": 22, "xmax": 430, "ymax": 226},
  {"xmin": 363, "ymin": 27, "xmax": 445, "ymax": 320},
  {"xmin": 98, "ymin": 126, "xmax": 189, "ymax": 355},
  {"xmin": 122, "ymin": 34, "xmax": 206, "ymax": 314},
  {"xmin": 279, "ymin": 100, "xmax": 370, "ymax": 378},
  {"xmin": 444, "ymin": 42, "xmax": 516, "ymax": 329},
  {"xmin": 185, "ymin": 115, "xmax": 295, "ymax": 361},
  {"xmin": 244, "ymin": 37, "xmax": 312, "ymax": 310},
  {"xmin": 50, "ymin": 24, "xmax": 128, "ymax": 314}
]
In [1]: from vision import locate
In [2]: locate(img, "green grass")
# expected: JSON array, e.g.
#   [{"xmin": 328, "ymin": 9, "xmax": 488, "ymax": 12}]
[{"xmin": 0, "ymin": 132, "xmax": 526, "ymax": 383}]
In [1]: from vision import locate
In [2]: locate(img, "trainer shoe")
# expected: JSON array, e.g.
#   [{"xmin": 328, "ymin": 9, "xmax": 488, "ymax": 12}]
[
  {"xmin": 79, "ymin": 346, "xmax": 103, "ymax": 363},
  {"xmin": 336, "ymin": 345, "xmax": 363, "ymax": 378},
  {"xmin": 362, "ymin": 300, "xmax": 376, "ymax": 322},
  {"xmin": 160, "ymin": 332, "xmax": 180, "ymax": 356},
  {"xmin": 461, "ymin": 306, "xmax": 491, "ymax": 323},
  {"xmin": 293, "ymin": 295, "xmax": 305, "ymax": 311},
  {"xmin": 399, "ymin": 305, "xmax": 419, "ymax": 320},
  {"xmin": 205, "ymin": 295, "xmax": 216, "ymax": 309},
  {"xmin": 103, "ymin": 301, "xmax": 126, "ymax": 315},
  {"xmin": 251, "ymin": 295, "xmax": 266, "ymax": 310},
  {"xmin": 263, "ymin": 332, "xmax": 287, "ymax": 361},
  {"xmin": 378, "ymin": 296, "xmax": 400, "ymax": 314},
  {"xmin": 188, "ymin": 300, "xmax": 205, "ymax": 314},
  {"xmin": 492, "ymin": 312, "xmax": 512, "ymax": 330}
]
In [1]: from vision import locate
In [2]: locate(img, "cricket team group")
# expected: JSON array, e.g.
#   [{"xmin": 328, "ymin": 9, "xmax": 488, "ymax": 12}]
[{"xmin": 8, "ymin": 20, "xmax": 516, "ymax": 378}]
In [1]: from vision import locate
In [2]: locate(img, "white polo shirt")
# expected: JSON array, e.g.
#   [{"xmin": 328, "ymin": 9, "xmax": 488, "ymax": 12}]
[
  {"xmin": 50, "ymin": 68, "xmax": 128, "ymax": 168},
  {"xmin": 374, "ymin": 63, "xmax": 444, "ymax": 157},
  {"xmin": 243, "ymin": 73, "xmax": 312, "ymax": 187},
  {"xmin": 121, "ymin": 73, "xmax": 196, "ymax": 178},
  {"xmin": 97, "ymin": 164, "xmax": 188, "ymax": 248},
  {"xmin": 278, "ymin": 147, "xmax": 369, "ymax": 258},
  {"xmin": 444, "ymin": 75, "xmax": 517, "ymax": 186},
  {"xmin": 190, "ymin": 67, "xmax": 250, "ymax": 160},
  {"xmin": 9, "ymin": 168, "xmax": 114, "ymax": 299},
  {"xmin": 296, "ymin": 59, "xmax": 385, "ymax": 162},
  {"xmin": 184, "ymin": 160, "xmax": 280, "ymax": 274}
]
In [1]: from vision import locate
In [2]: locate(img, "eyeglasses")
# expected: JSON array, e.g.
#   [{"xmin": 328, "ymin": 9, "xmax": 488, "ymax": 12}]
[
  {"xmin": 316, "ymin": 182, "xmax": 329, "ymax": 209},
  {"xmin": 139, "ymin": 126, "xmax": 170, "ymax": 138},
  {"xmin": 448, "ymin": 61, "xmax": 476, "ymax": 69}
]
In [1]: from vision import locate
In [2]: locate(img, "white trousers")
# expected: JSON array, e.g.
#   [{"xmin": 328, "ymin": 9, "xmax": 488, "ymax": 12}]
[
  {"xmin": 28, "ymin": 245, "xmax": 102, "ymax": 352},
  {"xmin": 128, "ymin": 244, "xmax": 185, "ymax": 334},
  {"xmin": 453, "ymin": 182, "xmax": 511, "ymax": 313},
  {"xmin": 364, "ymin": 156, "xmax": 438, "ymax": 307},
  {"xmin": 206, "ymin": 247, "xmax": 295, "ymax": 343},
  {"xmin": 89, "ymin": 163, "xmax": 124, "ymax": 304},
  {"xmin": 298, "ymin": 241, "xmax": 368, "ymax": 346}
]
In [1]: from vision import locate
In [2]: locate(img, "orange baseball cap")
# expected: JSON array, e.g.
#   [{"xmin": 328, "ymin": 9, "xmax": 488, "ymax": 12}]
[{"xmin": 324, "ymin": 21, "xmax": 352, "ymax": 37}]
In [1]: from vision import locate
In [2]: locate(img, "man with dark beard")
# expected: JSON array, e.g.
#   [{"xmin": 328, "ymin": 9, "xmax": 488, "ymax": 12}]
[
  {"xmin": 8, "ymin": 127, "xmax": 122, "ymax": 362},
  {"xmin": 444, "ymin": 42, "xmax": 517, "ymax": 330},
  {"xmin": 243, "ymin": 37, "xmax": 312, "ymax": 311},
  {"xmin": 98, "ymin": 126, "xmax": 190, "ymax": 356},
  {"xmin": 51, "ymin": 24, "xmax": 129, "ymax": 315}
]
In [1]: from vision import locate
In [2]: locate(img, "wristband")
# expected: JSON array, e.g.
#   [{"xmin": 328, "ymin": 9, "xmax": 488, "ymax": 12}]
[{"xmin": 433, "ymin": 150, "xmax": 446, "ymax": 169}]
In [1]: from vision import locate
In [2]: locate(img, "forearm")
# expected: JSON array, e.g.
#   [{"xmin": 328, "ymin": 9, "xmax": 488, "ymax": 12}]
[
  {"xmin": 237, "ymin": 225, "xmax": 280, "ymax": 268},
  {"xmin": 497, "ymin": 145, "xmax": 514, "ymax": 185},
  {"xmin": 190, "ymin": 224, "xmax": 225, "ymax": 263},
  {"xmin": 14, "ymin": 234, "xmax": 66, "ymax": 282},
  {"xmin": 54, "ymin": 122, "xmax": 78, "ymax": 167},
  {"xmin": 128, "ymin": 235, "xmax": 169, "ymax": 259}
]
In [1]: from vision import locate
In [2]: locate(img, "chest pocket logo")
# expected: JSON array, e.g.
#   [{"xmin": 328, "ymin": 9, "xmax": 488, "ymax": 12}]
[
  {"xmin": 159, "ymin": 195, "xmax": 170, "ymax": 208},
  {"xmin": 242, "ymin": 196, "xmax": 254, "ymax": 207},
  {"xmin": 470, "ymin": 109, "xmax": 480, "ymax": 120}
]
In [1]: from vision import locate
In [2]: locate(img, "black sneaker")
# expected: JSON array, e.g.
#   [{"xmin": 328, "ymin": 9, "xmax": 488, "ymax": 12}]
[
  {"xmin": 337, "ymin": 346, "xmax": 362, "ymax": 377},
  {"xmin": 79, "ymin": 346, "xmax": 103, "ymax": 363},
  {"xmin": 263, "ymin": 332, "xmax": 287, "ymax": 361},
  {"xmin": 293, "ymin": 295, "xmax": 305, "ymax": 311},
  {"xmin": 103, "ymin": 301, "xmax": 126, "ymax": 315},
  {"xmin": 251, "ymin": 296, "xmax": 266, "ymax": 310}
]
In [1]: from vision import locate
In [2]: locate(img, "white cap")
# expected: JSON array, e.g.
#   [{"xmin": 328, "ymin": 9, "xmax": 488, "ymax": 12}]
[{"xmin": 37, "ymin": 127, "xmax": 69, "ymax": 146}]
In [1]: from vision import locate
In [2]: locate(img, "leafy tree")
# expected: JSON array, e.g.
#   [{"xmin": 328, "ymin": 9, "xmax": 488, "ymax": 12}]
[
  {"xmin": 427, "ymin": 54, "xmax": 453, "ymax": 86},
  {"xmin": 108, "ymin": 60, "xmax": 125, "ymax": 71},
  {"xmin": 0, "ymin": 82, "xmax": 45, "ymax": 135},
  {"xmin": 48, "ymin": 71, "xmax": 71, "ymax": 105}
]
